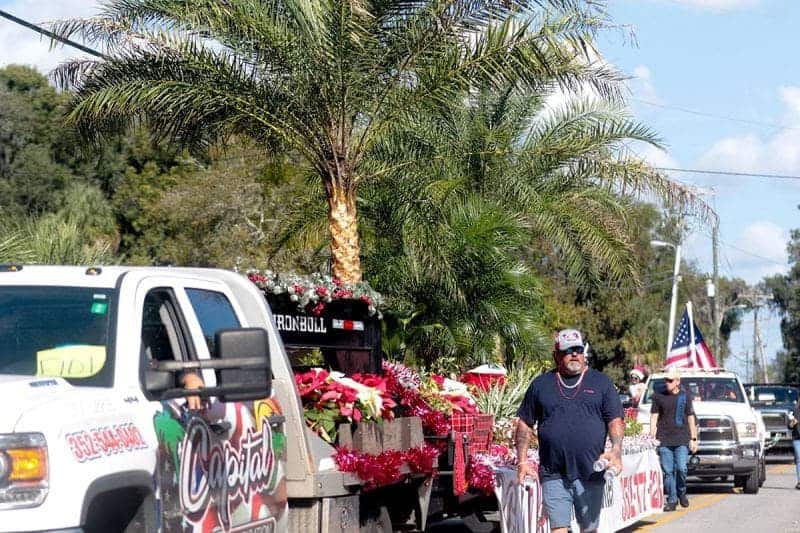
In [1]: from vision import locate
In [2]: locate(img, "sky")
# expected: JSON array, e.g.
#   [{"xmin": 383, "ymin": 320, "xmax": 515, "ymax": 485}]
[{"xmin": 0, "ymin": 0, "xmax": 796, "ymax": 379}]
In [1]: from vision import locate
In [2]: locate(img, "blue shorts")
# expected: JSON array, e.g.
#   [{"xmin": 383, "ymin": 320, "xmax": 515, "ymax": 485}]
[{"xmin": 541, "ymin": 477, "xmax": 604, "ymax": 530}]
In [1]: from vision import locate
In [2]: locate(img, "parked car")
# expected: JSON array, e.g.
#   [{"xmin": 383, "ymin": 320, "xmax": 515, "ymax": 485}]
[{"xmin": 745, "ymin": 384, "xmax": 799, "ymax": 454}]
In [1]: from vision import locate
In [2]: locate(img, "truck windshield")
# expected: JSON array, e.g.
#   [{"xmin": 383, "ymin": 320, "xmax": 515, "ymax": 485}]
[
  {"xmin": 750, "ymin": 386, "xmax": 799, "ymax": 405},
  {"xmin": 0, "ymin": 286, "xmax": 116, "ymax": 387},
  {"xmin": 643, "ymin": 377, "xmax": 744, "ymax": 403}
]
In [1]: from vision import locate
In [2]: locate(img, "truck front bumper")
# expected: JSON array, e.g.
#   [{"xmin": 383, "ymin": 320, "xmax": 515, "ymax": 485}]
[
  {"xmin": 688, "ymin": 442, "xmax": 759, "ymax": 476},
  {"xmin": 764, "ymin": 429, "xmax": 794, "ymax": 452}
]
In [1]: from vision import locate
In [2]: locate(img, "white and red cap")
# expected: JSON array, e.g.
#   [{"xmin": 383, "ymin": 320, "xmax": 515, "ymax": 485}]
[{"xmin": 554, "ymin": 328, "xmax": 584, "ymax": 351}]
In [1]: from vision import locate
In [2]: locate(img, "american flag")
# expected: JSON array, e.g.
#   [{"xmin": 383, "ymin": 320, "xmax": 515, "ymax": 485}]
[{"xmin": 665, "ymin": 309, "xmax": 718, "ymax": 369}]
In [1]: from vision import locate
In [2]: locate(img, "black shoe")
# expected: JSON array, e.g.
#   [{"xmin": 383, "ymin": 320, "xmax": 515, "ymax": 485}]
[
  {"xmin": 663, "ymin": 502, "xmax": 677, "ymax": 512},
  {"xmin": 795, "ymin": 482, "xmax": 800, "ymax": 490},
  {"xmin": 679, "ymin": 494, "xmax": 689, "ymax": 507}
]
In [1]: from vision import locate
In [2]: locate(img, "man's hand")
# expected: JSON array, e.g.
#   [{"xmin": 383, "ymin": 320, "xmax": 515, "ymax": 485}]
[
  {"xmin": 600, "ymin": 448, "xmax": 623, "ymax": 474},
  {"xmin": 689, "ymin": 439, "xmax": 699, "ymax": 454},
  {"xmin": 182, "ymin": 372, "xmax": 205, "ymax": 411},
  {"xmin": 517, "ymin": 460, "xmax": 536, "ymax": 485}
]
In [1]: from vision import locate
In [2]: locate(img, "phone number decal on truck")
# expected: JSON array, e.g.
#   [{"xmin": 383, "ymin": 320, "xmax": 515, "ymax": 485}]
[{"xmin": 66, "ymin": 422, "xmax": 148, "ymax": 462}]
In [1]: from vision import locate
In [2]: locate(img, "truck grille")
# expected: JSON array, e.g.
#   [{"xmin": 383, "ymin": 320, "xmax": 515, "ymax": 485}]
[
  {"xmin": 697, "ymin": 416, "xmax": 734, "ymax": 442},
  {"xmin": 760, "ymin": 412, "xmax": 788, "ymax": 431}
]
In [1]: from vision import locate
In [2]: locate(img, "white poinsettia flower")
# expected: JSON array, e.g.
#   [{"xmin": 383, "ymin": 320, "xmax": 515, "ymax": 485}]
[
  {"xmin": 441, "ymin": 377, "xmax": 470, "ymax": 396},
  {"xmin": 332, "ymin": 376, "xmax": 383, "ymax": 418}
]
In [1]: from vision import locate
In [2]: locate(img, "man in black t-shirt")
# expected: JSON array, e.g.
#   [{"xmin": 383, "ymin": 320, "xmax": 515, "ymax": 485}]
[
  {"xmin": 516, "ymin": 329, "xmax": 624, "ymax": 533},
  {"xmin": 650, "ymin": 366, "xmax": 698, "ymax": 511}
]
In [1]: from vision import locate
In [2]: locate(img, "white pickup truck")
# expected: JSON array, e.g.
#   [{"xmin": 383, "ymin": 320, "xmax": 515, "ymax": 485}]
[
  {"xmin": 636, "ymin": 368, "xmax": 767, "ymax": 494},
  {"xmin": 0, "ymin": 265, "xmax": 427, "ymax": 532}
]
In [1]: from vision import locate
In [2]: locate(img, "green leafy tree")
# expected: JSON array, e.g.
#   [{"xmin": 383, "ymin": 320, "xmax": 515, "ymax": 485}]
[
  {"xmin": 765, "ymin": 213, "xmax": 800, "ymax": 382},
  {"xmin": 113, "ymin": 145, "xmax": 312, "ymax": 268},
  {"xmin": 543, "ymin": 205, "xmax": 746, "ymax": 383},
  {"xmin": 53, "ymin": 0, "xmax": 629, "ymax": 283}
]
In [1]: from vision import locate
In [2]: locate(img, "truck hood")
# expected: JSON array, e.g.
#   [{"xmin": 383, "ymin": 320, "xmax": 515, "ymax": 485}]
[
  {"xmin": 692, "ymin": 401, "xmax": 758, "ymax": 421},
  {"xmin": 638, "ymin": 400, "xmax": 758, "ymax": 423},
  {"xmin": 0, "ymin": 375, "xmax": 88, "ymax": 431}
]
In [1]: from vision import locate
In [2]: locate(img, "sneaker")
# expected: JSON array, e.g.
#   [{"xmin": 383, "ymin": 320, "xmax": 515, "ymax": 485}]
[
  {"xmin": 679, "ymin": 494, "xmax": 689, "ymax": 507},
  {"xmin": 795, "ymin": 482, "xmax": 800, "ymax": 490},
  {"xmin": 663, "ymin": 502, "xmax": 677, "ymax": 512}
]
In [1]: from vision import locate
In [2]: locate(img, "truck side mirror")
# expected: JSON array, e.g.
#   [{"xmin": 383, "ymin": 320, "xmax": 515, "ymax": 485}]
[
  {"xmin": 214, "ymin": 328, "xmax": 272, "ymax": 402},
  {"xmin": 143, "ymin": 366, "xmax": 175, "ymax": 393}
]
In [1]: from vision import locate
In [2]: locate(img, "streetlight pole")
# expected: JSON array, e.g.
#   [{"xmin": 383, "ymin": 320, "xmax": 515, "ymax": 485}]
[{"xmin": 651, "ymin": 240, "xmax": 682, "ymax": 357}]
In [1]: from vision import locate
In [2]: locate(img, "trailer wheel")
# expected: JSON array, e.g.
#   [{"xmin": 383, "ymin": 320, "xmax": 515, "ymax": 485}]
[
  {"xmin": 462, "ymin": 511, "xmax": 500, "ymax": 533},
  {"xmin": 360, "ymin": 505, "xmax": 392, "ymax": 533}
]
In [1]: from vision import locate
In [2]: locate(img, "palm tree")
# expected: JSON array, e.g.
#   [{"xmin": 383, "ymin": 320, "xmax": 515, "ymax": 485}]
[
  {"xmin": 0, "ymin": 217, "xmax": 114, "ymax": 265},
  {"xmin": 52, "ymin": 0, "xmax": 624, "ymax": 282},
  {"xmin": 366, "ymin": 87, "xmax": 714, "ymax": 290}
]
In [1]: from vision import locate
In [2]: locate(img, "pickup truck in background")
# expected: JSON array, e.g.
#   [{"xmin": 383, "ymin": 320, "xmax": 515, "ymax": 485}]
[
  {"xmin": 745, "ymin": 383, "xmax": 799, "ymax": 455},
  {"xmin": 0, "ymin": 265, "xmax": 429, "ymax": 532},
  {"xmin": 637, "ymin": 368, "xmax": 767, "ymax": 494}
]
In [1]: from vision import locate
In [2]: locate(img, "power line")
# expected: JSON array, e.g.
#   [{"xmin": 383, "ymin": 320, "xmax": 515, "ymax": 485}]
[
  {"xmin": 697, "ymin": 228, "xmax": 788, "ymax": 268},
  {"xmin": 0, "ymin": 8, "xmax": 106, "ymax": 59},
  {"xmin": 634, "ymin": 97, "xmax": 797, "ymax": 132},
  {"xmin": 656, "ymin": 166, "xmax": 800, "ymax": 182}
]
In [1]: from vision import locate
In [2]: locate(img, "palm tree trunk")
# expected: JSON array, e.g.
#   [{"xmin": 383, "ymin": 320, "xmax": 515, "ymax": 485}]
[{"xmin": 327, "ymin": 183, "xmax": 362, "ymax": 283}]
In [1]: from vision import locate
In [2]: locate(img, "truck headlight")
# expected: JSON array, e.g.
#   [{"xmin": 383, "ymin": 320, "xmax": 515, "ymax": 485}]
[
  {"xmin": 736, "ymin": 422, "xmax": 757, "ymax": 439},
  {"xmin": 0, "ymin": 433, "xmax": 48, "ymax": 510}
]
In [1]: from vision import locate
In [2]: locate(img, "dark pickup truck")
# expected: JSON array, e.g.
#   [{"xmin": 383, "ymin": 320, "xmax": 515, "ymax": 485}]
[{"xmin": 745, "ymin": 384, "xmax": 799, "ymax": 454}]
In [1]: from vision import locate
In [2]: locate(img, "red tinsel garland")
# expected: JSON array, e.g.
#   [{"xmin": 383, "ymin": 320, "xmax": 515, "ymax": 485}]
[
  {"xmin": 334, "ymin": 444, "xmax": 440, "ymax": 490},
  {"xmin": 466, "ymin": 458, "xmax": 496, "ymax": 495}
]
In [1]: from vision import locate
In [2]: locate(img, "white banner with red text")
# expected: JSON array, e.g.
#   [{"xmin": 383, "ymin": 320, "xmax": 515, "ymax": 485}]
[{"xmin": 494, "ymin": 449, "xmax": 663, "ymax": 533}]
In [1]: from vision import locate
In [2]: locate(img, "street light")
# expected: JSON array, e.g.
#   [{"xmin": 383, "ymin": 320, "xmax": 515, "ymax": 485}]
[{"xmin": 651, "ymin": 239, "xmax": 681, "ymax": 357}]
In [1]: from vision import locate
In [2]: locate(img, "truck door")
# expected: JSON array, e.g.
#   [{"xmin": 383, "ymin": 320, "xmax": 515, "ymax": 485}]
[{"xmin": 140, "ymin": 284, "xmax": 287, "ymax": 533}]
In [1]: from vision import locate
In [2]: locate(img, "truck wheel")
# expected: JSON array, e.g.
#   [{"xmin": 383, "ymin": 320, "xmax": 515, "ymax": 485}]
[
  {"xmin": 742, "ymin": 467, "xmax": 760, "ymax": 494},
  {"xmin": 360, "ymin": 505, "xmax": 392, "ymax": 533}
]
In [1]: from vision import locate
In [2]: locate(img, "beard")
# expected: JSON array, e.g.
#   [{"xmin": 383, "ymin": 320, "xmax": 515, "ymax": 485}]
[{"xmin": 562, "ymin": 360, "xmax": 584, "ymax": 375}]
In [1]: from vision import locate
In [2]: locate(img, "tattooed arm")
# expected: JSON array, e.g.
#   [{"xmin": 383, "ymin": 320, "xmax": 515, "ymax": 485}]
[
  {"xmin": 600, "ymin": 417, "xmax": 625, "ymax": 473},
  {"xmin": 515, "ymin": 418, "xmax": 534, "ymax": 483}
]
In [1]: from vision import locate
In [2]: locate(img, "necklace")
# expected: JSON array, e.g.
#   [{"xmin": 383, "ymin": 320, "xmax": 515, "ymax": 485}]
[{"xmin": 556, "ymin": 369, "xmax": 587, "ymax": 400}]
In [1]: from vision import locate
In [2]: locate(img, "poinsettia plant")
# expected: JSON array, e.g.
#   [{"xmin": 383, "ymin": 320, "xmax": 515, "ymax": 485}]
[
  {"xmin": 294, "ymin": 368, "xmax": 397, "ymax": 443},
  {"xmin": 382, "ymin": 361, "xmax": 480, "ymax": 437},
  {"xmin": 247, "ymin": 269, "xmax": 385, "ymax": 317}
]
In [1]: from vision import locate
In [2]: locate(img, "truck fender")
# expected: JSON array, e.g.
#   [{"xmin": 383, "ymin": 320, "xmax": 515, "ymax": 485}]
[{"xmin": 80, "ymin": 470, "xmax": 154, "ymax": 525}]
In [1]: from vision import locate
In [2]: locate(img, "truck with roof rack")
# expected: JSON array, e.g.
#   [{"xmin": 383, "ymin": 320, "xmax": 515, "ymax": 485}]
[{"xmin": 636, "ymin": 367, "xmax": 767, "ymax": 494}]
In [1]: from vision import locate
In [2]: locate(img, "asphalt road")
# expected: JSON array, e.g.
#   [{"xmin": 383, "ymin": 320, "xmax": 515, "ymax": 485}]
[
  {"xmin": 426, "ymin": 456, "xmax": 800, "ymax": 533},
  {"xmin": 621, "ymin": 457, "xmax": 800, "ymax": 533}
]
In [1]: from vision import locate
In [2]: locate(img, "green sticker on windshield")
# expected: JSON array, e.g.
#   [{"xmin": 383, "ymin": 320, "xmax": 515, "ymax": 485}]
[{"xmin": 91, "ymin": 301, "xmax": 108, "ymax": 315}]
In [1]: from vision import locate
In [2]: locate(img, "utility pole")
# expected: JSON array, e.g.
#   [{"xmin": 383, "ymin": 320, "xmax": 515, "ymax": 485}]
[
  {"xmin": 752, "ymin": 304, "xmax": 761, "ymax": 382},
  {"xmin": 747, "ymin": 291, "xmax": 770, "ymax": 383},
  {"xmin": 711, "ymin": 221, "xmax": 721, "ymax": 356}
]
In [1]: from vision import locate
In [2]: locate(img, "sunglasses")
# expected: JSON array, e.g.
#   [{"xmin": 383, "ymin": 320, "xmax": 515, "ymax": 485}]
[
  {"xmin": 560, "ymin": 346, "xmax": 585, "ymax": 356},
  {"xmin": 665, "ymin": 378, "xmax": 677, "ymax": 383}
]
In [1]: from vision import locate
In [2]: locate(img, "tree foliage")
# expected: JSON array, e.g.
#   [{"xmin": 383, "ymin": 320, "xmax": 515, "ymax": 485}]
[
  {"xmin": 52, "ymin": 0, "xmax": 631, "ymax": 282},
  {"xmin": 765, "ymin": 211, "xmax": 800, "ymax": 383}
]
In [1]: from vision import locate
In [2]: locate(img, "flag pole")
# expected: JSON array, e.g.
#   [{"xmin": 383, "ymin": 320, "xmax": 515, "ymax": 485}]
[{"xmin": 687, "ymin": 301, "xmax": 698, "ymax": 368}]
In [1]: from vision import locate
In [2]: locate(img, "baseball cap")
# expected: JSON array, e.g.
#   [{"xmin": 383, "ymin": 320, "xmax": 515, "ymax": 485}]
[
  {"xmin": 554, "ymin": 329, "xmax": 584, "ymax": 351},
  {"xmin": 665, "ymin": 367, "xmax": 681, "ymax": 381}
]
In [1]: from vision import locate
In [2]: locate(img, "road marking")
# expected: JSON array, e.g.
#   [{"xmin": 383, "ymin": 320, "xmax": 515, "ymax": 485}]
[
  {"xmin": 770, "ymin": 463, "xmax": 794, "ymax": 475},
  {"xmin": 626, "ymin": 493, "xmax": 730, "ymax": 531}
]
